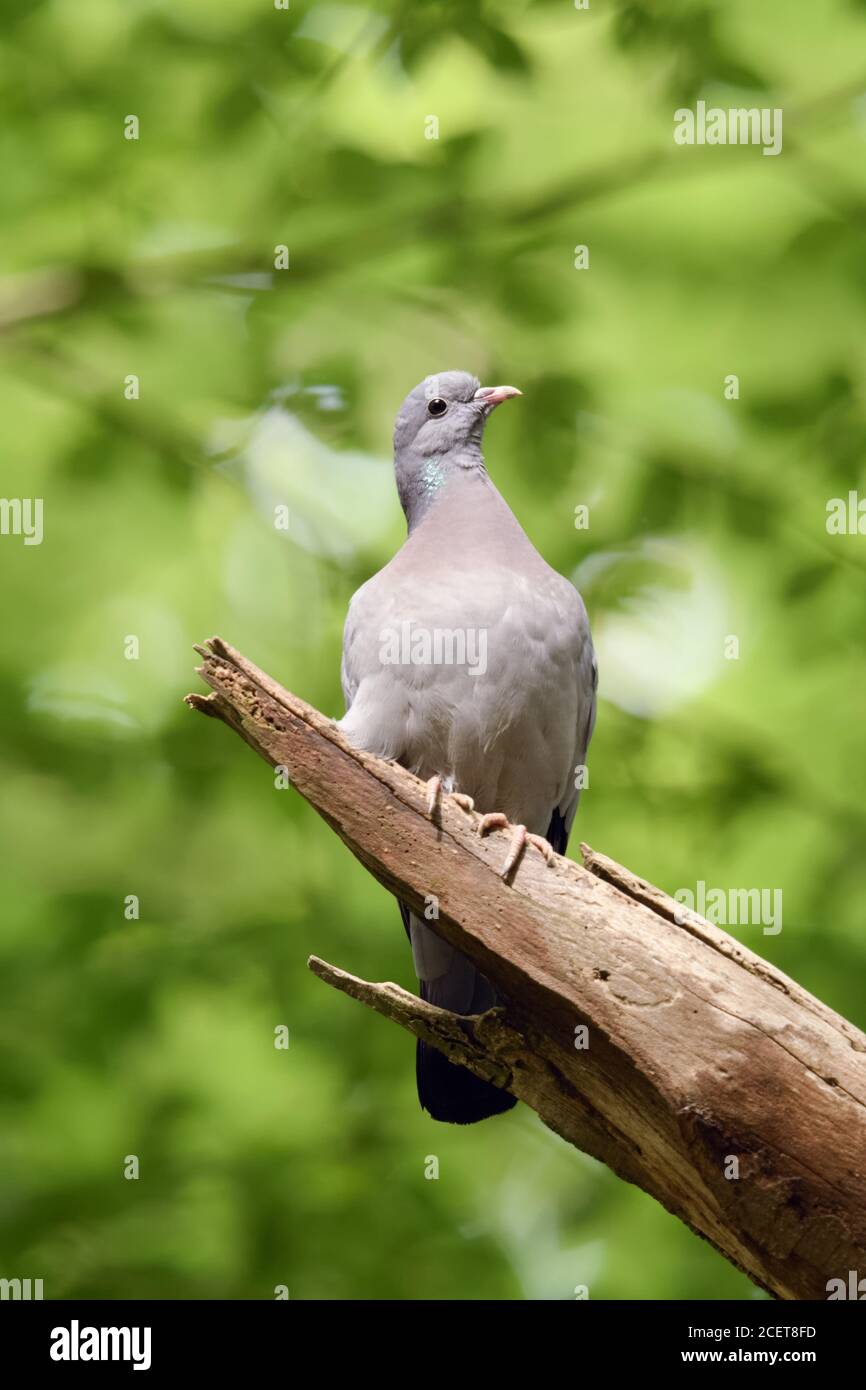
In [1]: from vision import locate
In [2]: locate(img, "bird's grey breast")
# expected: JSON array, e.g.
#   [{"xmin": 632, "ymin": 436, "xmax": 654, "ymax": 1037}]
[{"xmin": 340, "ymin": 516, "xmax": 590, "ymax": 831}]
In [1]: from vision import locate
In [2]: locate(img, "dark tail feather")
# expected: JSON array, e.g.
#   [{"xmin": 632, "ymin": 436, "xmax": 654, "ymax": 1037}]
[
  {"xmin": 415, "ymin": 978, "xmax": 517, "ymax": 1124},
  {"xmin": 399, "ymin": 902, "xmax": 516, "ymax": 1123},
  {"xmin": 546, "ymin": 806, "xmax": 570, "ymax": 856}
]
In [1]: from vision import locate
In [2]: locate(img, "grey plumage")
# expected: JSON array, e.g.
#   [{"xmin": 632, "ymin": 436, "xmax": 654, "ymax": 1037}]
[{"xmin": 339, "ymin": 370, "xmax": 597, "ymax": 1123}]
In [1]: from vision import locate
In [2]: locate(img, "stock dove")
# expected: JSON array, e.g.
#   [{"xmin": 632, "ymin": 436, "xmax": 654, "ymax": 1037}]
[{"xmin": 339, "ymin": 371, "xmax": 597, "ymax": 1123}]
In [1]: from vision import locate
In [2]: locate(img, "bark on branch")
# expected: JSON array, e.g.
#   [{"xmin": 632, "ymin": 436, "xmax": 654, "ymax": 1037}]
[{"xmin": 186, "ymin": 636, "xmax": 866, "ymax": 1301}]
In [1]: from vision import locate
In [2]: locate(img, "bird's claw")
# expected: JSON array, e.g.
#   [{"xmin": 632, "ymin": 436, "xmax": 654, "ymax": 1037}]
[
  {"xmin": 427, "ymin": 786, "xmax": 552, "ymax": 878},
  {"xmin": 526, "ymin": 832, "xmax": 555, "ymax": 866},
  {"xmin": 478, "ymin": 814, "xmax": 554, "ymax": 878},
  {"xmin": 425, "ymin": 776, "xmax": 475, "ymax": 818},
  {"xmin": 425, "ymin": 775, "xmax": 442, "ymax": 817}
]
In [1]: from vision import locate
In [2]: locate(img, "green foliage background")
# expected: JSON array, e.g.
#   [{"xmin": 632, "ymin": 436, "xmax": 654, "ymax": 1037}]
[{"xmin": 2, "ymin": 0, "xmax": 865, "ymax": 1300}]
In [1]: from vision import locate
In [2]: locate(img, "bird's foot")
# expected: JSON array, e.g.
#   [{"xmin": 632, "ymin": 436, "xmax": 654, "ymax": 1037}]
[
  {"xmin": 478, "ymin": 814, "xmax": 554, "ymax": 879},
  {"xmin": 425, "ymin": 776, "xmax": 475, "ymax": 818},
  {"xmin": 425, "ymin": 775, "xmax": 442, "ymax": 816}
]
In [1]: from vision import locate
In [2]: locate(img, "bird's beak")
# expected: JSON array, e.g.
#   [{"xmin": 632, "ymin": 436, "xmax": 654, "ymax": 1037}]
[{"xmin": 474, "ymin": 384, "xmax": 522, "ymax": 409}]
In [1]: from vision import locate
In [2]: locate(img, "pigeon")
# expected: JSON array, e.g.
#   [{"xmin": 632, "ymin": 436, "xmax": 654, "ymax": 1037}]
[{"xmin": 339, "ymin": 371, "xmax": 597, "ymax": 1124}]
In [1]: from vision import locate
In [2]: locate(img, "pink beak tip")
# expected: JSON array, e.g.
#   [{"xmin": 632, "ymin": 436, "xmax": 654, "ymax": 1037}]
[{"xmin": 474, "ymin": 384, "xmax": 523, "ymax": 407}]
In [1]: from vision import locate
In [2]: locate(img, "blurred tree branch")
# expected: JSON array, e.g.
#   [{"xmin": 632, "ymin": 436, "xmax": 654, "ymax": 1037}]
[
  {"xmin": 187, "ymin": 636, "xmax": 866, "ymax": 1301},
  {"xmin": 4, "ymin": 69, "xmax": 864, "ymax": 337}
]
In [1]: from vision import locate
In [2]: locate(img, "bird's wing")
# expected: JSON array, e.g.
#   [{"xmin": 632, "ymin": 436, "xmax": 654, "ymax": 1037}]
[
  {"xmin": 546, "ymin": 603, "xmax": 597, "ymax": 857},
  {"xmin": 340, "ymin": 577, "xmax": 371, "ymax": 714}
]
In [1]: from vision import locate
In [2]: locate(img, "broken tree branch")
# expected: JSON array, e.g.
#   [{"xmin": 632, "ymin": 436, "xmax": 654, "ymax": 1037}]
[{"xmin": 186, "ymin": 636, "xmax": 866, "ymax": 1301}]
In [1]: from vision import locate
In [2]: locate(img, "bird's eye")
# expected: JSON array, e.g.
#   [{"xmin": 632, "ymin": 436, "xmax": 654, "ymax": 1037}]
[{"xmin": 427, "ymin": 398, "xmax": 448, "ymax": 417}]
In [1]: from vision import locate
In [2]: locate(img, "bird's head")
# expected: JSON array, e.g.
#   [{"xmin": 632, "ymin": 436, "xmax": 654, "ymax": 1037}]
[{"xmin": 393, "ymin": 370, "xmax": 521, "ymax": 527}]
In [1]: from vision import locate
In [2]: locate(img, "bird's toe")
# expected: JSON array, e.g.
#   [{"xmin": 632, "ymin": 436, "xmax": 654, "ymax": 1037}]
[
  {"xmin": 527, "ymin": 832, "xmax": 555, "ymax": 866},
  {"xmin": 500, "ymin": 824, "xmax": 527, "ymax": 878}
]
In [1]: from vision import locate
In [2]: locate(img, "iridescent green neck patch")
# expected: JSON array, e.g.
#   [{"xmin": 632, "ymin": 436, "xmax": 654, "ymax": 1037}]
[{"xmin": 420, "ymin": 457, "xmax": 445, "ymax": 498}]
